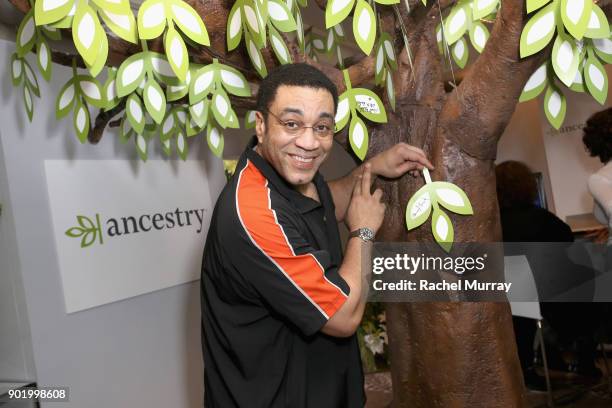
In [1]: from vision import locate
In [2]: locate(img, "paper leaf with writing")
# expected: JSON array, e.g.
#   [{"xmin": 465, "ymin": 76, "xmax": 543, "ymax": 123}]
[
  {"xmin": 268, "ymin": 0, "xmax": 296, "ymax": 32},
  {"xmin": 73, "ymin": 5, "xmax": 104, "ymax": 67},
  {"xmin": 472, "ymin": 0, "xmax": 499, "ymax": 21},
  {"xmin": 170, "ymin": 0, "xmax": 210, "ymax": 45},
  {"xmin": 334, "ymin": 92, "xmax": 351, "ymax": 132},
  {"xmin": 560, "ymin": 0, "xmax": 591, "ymax": 40},
  {"xmin": 352, "ymin": 0, "xmax": 375, "ymax": 55},
  {"xmin": 405, "ymin": 186, "xmax": 432, "ymax": 230},
  {"xmin": 227, "ymin": 0, "xmax": 243, "ymax": 50},
  {"xmin": 165, "ymin": 26, "xmax": 189, "ymax": 82},
  {"xmin": 35, "ymin": 0, "xmax": 74, "ymax": 25},
  {"xmin": 99, "ymin": 9, "xmax": 138, "ymax": 44},
  {"xmin": 207, "ymin": 124, "xmax": 224, "ymax": 157},
  {"xmin": 431, "ymin": 208, "xmax": 454, "ymax": 252},
  {"xmin": 551, "ymin": 34, "xmax": 579, "ymax": 87},
  {"xmin": 36, "ymin": 37, "xmax": 52, "ymax": 81},
  {"xmin": 593, "ymin": 37, "xmax": 612, "ymax": 64},
  {"xmin": 137, "ymin": 0, "xmax": 167, "ymax": 39},
  {"xmin": 56, "ymin": 79, "xmax": 76, "ymax": 118},
  {"xmin": 73, "ymin": 97, "xmax": 90, "ymax": 143},
  {"xmin": 78, "ymin": 76, "xmax": 105, "ymax": 108},
  {"xmin": 11, "ymin": 54, "xmax": 23, "ymax": 87},
  {"xmin": 348, "ymin": 115, "xmax": 368, "ymax": 161},
  {"xmin": 116, "ymin": 53, "xmax": 147, "ymax": 97},
  {"xmin": 543, "ymin": 84, "xmax": 567, "ymax": 129},
  {"xmin": 526, "ymin": 0, "xmax": 551, "ymax": 14},
  {"xmin": 325, "ymin": 0, "xmax": 355, "ymax": 29},
  {"xmin": 269, "ymin": 24, "xmax": 292, "ymax": 64},
  {"xmin": 469, "ymin": 22, "xmax": 489, "ymax": 53},
  {"xmin": 584, "ymin": 52, "xmax": 608, "ymax": 105},
  {"xmin": 520, "ymin": 63, "xmax": 548, "ymax": 102},
  {"xmin": 444, "ymin": 3, "xmax": 469, "ymax": 46},
  {"xmin": 126, "ymin": 93, "xmax": 146, "ymax": 133},
  {"xmin": 520, "ymin": 2, "xmax": 556, "ymax": 58},
  {"xmin": 353, "ymin": 89, "xmax": 387, "ymax": 123},
  {"xmin": 452, "ymin": 37, "xmax": 469, "ymax": 68},
  {"xmin": 143, "ymin": 78, "xmax": 167, "ymax": 124},
  {"xmin": 16, "ymin": 11, "xmax": 36, "ymax": 57},
  {"xmin": 432, "ymin": 182, "xmax": 473, "ymax": 215}
]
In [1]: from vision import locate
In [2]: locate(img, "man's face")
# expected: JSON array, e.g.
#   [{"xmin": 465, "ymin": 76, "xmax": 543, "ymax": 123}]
[{"xmin": 255, "ymin": 85, "xmax": 335, "ymax": 192}]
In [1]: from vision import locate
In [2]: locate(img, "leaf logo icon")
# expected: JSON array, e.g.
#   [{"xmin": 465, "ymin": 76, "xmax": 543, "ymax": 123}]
[{"xmin": 65, "ymin": 213, "xmax": 104, "ymax": 248}]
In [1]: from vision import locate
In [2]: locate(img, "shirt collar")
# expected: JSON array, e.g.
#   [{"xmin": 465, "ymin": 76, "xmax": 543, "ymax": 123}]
[{"xmin": 241, "ymin": 135, "xmax": 325, "ymax": 214}]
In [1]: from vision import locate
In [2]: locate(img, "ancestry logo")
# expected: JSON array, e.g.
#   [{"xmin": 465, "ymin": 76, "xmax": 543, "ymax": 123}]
[{"xmin": 65, "ymin": 207, "xmax": 208, "ymax": 248}]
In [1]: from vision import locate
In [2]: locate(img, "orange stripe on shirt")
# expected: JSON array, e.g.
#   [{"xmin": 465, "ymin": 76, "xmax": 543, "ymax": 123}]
[{"xmin": 235, "ymin": 159, "xmax": 347, "ymax": 319}]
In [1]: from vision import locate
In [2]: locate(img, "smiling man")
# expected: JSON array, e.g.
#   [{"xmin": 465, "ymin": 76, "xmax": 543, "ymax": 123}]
[{"xmin": 200, "ymin": 64, "xmax": 432, "ymax": 408}]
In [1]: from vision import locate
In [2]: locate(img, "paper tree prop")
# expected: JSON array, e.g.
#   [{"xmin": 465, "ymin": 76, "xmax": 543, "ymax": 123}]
[
  {"xmin": 334, "ymin": 70, "xmax": 388, "ymax": 160},
  {"xmin": 405, "ymin": 168, "xmax": 474, "ymax": 252}
]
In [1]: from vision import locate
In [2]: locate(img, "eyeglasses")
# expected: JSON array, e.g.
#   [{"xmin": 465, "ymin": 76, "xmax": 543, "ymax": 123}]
[{"xmin": 264, "ymin": 109, "xmax": 335, "ymax": 138}]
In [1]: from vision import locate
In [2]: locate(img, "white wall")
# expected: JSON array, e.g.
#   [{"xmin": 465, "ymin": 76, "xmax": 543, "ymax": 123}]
[{"xmin": 0, "ymin": 34, "xmax": 226, "ymax": 408}]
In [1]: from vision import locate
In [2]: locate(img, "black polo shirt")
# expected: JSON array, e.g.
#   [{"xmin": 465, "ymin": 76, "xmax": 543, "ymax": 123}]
[{"xmin": 200, "ymin": 136, "xmax": 365, "ymax": 407}]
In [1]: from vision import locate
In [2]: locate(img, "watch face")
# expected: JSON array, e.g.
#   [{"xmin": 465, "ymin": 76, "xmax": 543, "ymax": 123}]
[{"xmin": 360, "ymin": 228, "xmax": 374, "ymax": 241}]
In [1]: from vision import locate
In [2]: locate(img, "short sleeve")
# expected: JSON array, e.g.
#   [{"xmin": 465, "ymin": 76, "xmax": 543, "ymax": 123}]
[{"xmin": 229, "ymin": 161, "xmax": 350, "ymax": 336}]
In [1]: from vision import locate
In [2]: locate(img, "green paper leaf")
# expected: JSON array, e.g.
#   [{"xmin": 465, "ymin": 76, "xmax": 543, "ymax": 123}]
[
  {"xmin": 253, "ymin": 0, "xmax": 268, "ymax": 46},
  {"xmin": 161, "ymin": 109, "xmax": 177, "ymax": 140},
  {"xmin": 348, "ymin": 115, "xmax": 368, "ymax": 161},
  {"xmin": 584, "ymin": 52, "xmax": 608, "ymax": 105},
  {"xmin": 78, "ymin": 76, "xmax": 106, "ymax": 108},
  {"xmin": 352, "ymin": 0, "xmax": 375, "ymax": 55},
  {"xmin": 244, "ymin": 110, "xmax": 257, "ymax": 129},
  {"xmin": 126, "ymin": 93, "xmax": 146, "ymax": 133},
  {"xmin": 353, "ymin": 89, "xmax": 387, "ymax": 123},
  {"xmin": 190, "ymin": 64, "xmax": 216, "ymax": 103},
  {"xmin": 295, "ymin": 8, "xmax": 304, "ymax": 49},
  {"xmin": 520, "ymin": 2, "xmax": 556, "ymax": 58},
  {"xmin": 381, "ymin": 34, "xmax": 397, "ymax": 70},
  {"xmin": 451, "ymin": 37, "xmax": 469, "ymax": 68},
  {"xmin": 164, "ymin": 26, "xmax": 189, "ymax": 82},
  {"xmin": 211, "ymin": 90, "xmax": 232, "ymax": 128},
  {"xmin": 23, "ymin": 60, "xmax": 40, "ymax": 97},
  {"xmin": 116, "ymin": 53, "xmax": 147, "ymax": 97},
  {"xmin": 161, "ymin": 137, "xmax": 172, "ymax": 156},
  {"xmin": 137, "ymin": 0, "xmax": 167, "ymax": 39},
  {"xmin": 405, "ymin": 185, "xmax": 432, "ymax": 231},
  {"xmin": 73, "ymin": 97, "xmax": 90, "ymax": 143},
  {"xmin": 593, "ymin": 37, "xmax": 612, "ymax": 64},
  {"xmin": 36, "ymin": 37, "xmax": 53, "ymax": 81},
  {"xmin": 268, "ymin": 0, "xmax": 296, "ymax": 32},
  {"xmin": 243, "ymin": 0, "xmax": 262, "ymax": 39},
  {"xmin": 520, "ymin": 63, "xmax": 548, "ymax": 102},
  {"xmin": 49, "ymin": 11, "xmax": 74, "ymax": 29},
  {"xmin": 560, "ymin": 0, "xmax": 591, "ymax": 40},
  {"xmin": 190, "ymin": 99, "xmax": 209, "ymax": 127},
  {"xmin": 469, "ymin": 21, "xmax": 489, "ymax": 53},
  {"xmin": 135, "ymin": 133, "xmax": 148, "ymax": 161},
  {"xmin": 432, "ymin": 181, "xmax": 473, "ymax": 215},
  {"xmin": 35, "ymin": 0, "xmax": 74, "ymax": 25},
  {"xmin": 103, "ymin": 69, "xmax": 121, "ymax": 110},
  {"xmin": 143, "ymin": 78, "xmax": 167, "ymax": 124},
  {"xmin": 90, "ymin": 0, "xmax": 130, "ymax": 14},
  {"xmin": 227, "ymin": 108, "xmax": 240, "ymax": 129},
  {"xmin": 334, "ymin": 91, "xmax": 350, "ymax": 132},
  {"xmin": 84, "ymin": 25, "xmax": 108, "ymax": 77},
  {"xmin": 40, "ymin": 25, "xmax": 62, "ymax": 41},
  {"xmin": 10, "ymin": 54, "xmax": 24, "ymax": 87},
  {"xmin": 543, "ymin": 84, "xmax": 567, "ymax": 130},
  {"xmin": 16, "ymin": 11, "xmax": 37, "ymax": 57},
  {"xmin": 23, "ymin": 85, "xmax": 34, "ymax": 122},
  {"xmin": 269, "ymin": 24, "xmax": 292, "ymax": 64},
  {"xmin": 374, "ymin": 42, "xmax": 385, "ymax": 85},
  {"xmin": 374, "ymin": 0, "xmax": 399, "ymax": 4},
  {"xmin": 431, "ymin": 207, "xmax": 453, "ymax": 252},
  {"xmin": 385, "ymin": 69, "xmax": 395, "ymax": 112},
  {"xmin": 551, "ymin": 33, "xmax": 579, "ymax": 87},
  {"xmin": 227, "ymin": 0, "xmax": 243, "ymax": 51},
  {"xmin": 325, "ymin": 0, "xmax": 355, "ymax": 29},
  {"xmin": 207, "ymin": 124, "xmax": 224, "ymax": 157},
  {"xmin": 527, "ymin": 0, "xmax": 551, "ymax": 14},
  {"xmin": 472, "ymin": 0, "xmax": 499, "ymax": 21},
  {"xmin": 245, "ymin": 32, "xmax": 268, "ymax": 77},
  {"xmin": 584, "ymin": 4, "xmax": 610, "ymax": 39},
  {"xmin": 99, "ymin": 9, "xmax": 138, "ymax": 44},
  {"xmin": 219, "ymin": 64, "xmax": 251, "ymax": 97},
  {"xmin": 73, "ymin": 4, "xmax": 103, "ymax": 66},
  {"xmin": 150, "ymin": 52, "xmax": 181, "ymax": 85},
  {"xmin": 119, "ymin": 116, "xmax": 134, "ymax": 144},
  {"xmin": 443, "ymin": 3, "xmax": 469, "ymax": 45},
  {"xmin": 170, "ymin": 0, "xmax": 210, "ymax": 45},
  {"xmin": 176, "ymin": 130, "xmax": 188, "ymax": 160},
  {"xmin": 56, "ymin": 79, "xmax": 76, "ymax": 118},
  {"xmin": 297, "ymin": 0, "xmax": 307, "ymax": 7}
]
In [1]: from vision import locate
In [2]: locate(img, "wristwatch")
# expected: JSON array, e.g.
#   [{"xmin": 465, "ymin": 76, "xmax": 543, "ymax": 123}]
[{"xmin": 349, "ymin": 227, "xmax": 375, "ymax": 242}]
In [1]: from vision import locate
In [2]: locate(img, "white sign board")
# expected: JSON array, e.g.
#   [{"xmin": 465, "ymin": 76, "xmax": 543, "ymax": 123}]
[{"xmin": 44, "ymin": 160, "xmax": 213, "ymax": 313}]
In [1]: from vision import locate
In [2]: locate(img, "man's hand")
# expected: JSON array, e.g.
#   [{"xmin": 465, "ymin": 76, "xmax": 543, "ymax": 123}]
[
  {"xmin": 368, "ymin": 143, "xmax": 434, "ymax": 179},
  {"xmin": 345, "ymin": 164, "xmax": 386, "ymax": 234}
]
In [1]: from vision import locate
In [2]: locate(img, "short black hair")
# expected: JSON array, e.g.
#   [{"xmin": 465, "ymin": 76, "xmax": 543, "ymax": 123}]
[
  {"xmin": 583, "ymin": 107, "xmax": 612, "ymax": 164},
  {"xmin": 255, "ymin": 63, "xmax": 338, "ymax": 118},
  {"xmin": 495, "ymin": 161, "xmax": 538, "ymax": 209}
]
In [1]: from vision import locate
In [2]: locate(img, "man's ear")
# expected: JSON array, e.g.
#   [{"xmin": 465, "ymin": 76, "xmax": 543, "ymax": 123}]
[{"xmin": 255, "ymin": 111, "xmax": 266, "ymax": 144}]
